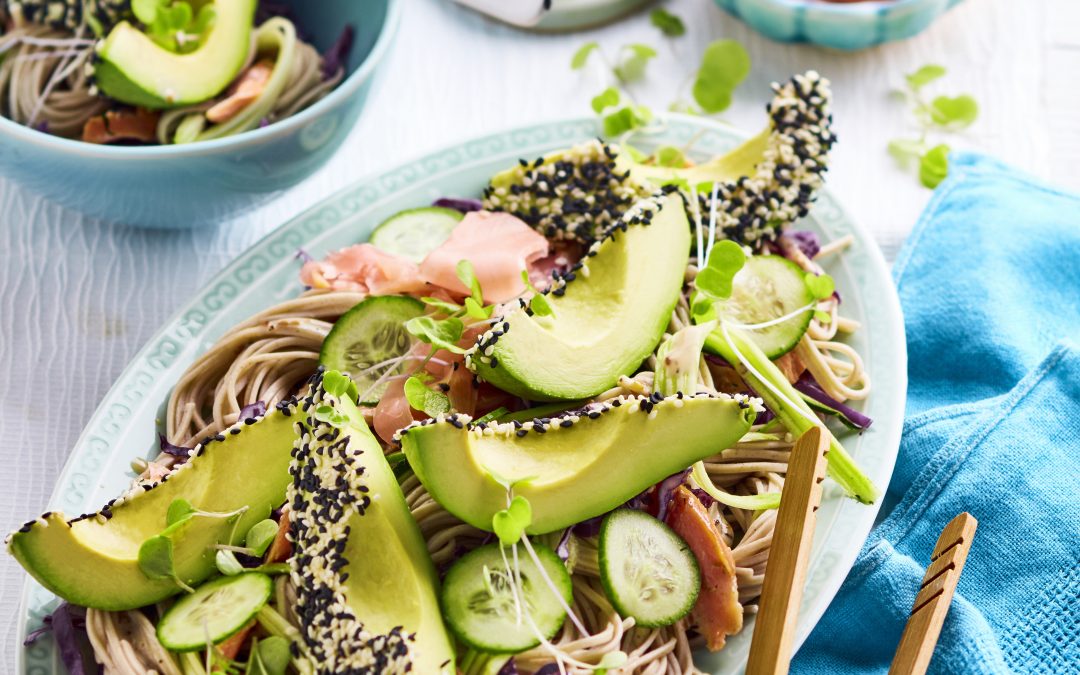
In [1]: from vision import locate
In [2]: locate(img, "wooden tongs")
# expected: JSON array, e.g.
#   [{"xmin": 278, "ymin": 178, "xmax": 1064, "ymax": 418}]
[{"xmin": 744, "ymin": 426, "xmax": 978, "ymax": 675}]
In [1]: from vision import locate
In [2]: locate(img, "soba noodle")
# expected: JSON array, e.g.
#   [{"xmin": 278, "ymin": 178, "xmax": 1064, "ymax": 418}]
[{"xmin": 85, "ymin": 237, "xmax": 869, "ymax": 674}]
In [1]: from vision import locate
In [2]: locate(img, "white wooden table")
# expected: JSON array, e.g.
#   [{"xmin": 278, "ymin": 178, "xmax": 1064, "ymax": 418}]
[{"xmin": 1, "ymin": 0, "xmax": 1076, "ymax": 667}]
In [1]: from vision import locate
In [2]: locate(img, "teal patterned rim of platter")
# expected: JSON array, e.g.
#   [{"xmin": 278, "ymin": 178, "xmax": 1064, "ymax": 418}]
[
  {"xmin": 17, "ymin": 114, "xmax": 907, "ymax": 674},
  {"xmin": 713, "ymin": 0, "xmax": 966, "ymax": 51}
]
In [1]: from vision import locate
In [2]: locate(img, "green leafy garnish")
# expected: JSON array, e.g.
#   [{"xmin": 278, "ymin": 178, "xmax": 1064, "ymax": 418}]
[
  {"xmin": 905, "ymin": 64, "xmax": 946, "ymax": 90},
  {"xmin": 814, "ymin": 309, "xmax": 832, "ymax": 325},
  {"xmin": 449, "ymin": 260, "xmax": 493, "ymax": 320},
  {"xmin": 595, "ymin": 650, "xmax": 629, "ymax": 675},
  {"xmin": 244, "ymin": 519, "xmax": 279, "ymax": 557},
  {"xmin": 650, "ymin": 8, "xmax": 685, "ymax": 37},
  {"xmin": 591, "ymin": 86, "xmax": 620, "ymax": 114},
  {"xmin": 804, "ymin": 272, "xmax": 835, "ymax": 301},
  {"xmin": 313, "ymin": 404, "xmax": 350, "ymax": 428},
  {"xmin": 520, "ymin": 270, "xmax": 554, "ymax": 317},
  {"xmin": 403, "ymin": 375, "xmax": 451, "ymax": 416},
  {"xmin": 491, "ymin": 495, "xmax": 532, "ymax": 546},
  {"xmin": 694, "ymin": 240, "xmax": 746, "ymax": 301},
  {"xmin": 166, "ymin": 498, "xmax": 196, "ymax": 527},
  {"xmin": 138, "ymin": 535, "xmax": 194, "ymax": 592},
  {"xmin": 215, "ymin": 549, "xmax": 245, "ymax": 576},
  {"xmin": 456, "ymin": 260, "xmax": 482, "ymax": 302},
  {"xmin": 571, "ymin": 41, "xmax": 599, "ymax": 69},
  {"xmin": 655, "ymin": 145, "xmax": 686, "ymax": 168},
  {"xmin": 405, "ymin": 316, "xmax": 467, "ymax": 354},
  {"xmin": 246, "ymin": 636, "xmax": 291, "ymax": 675},
  {"xmin": 602, "ymin": 106, "xmax": 650, "ymax": 137},
  {"xmin": 889, "ymin": 64, "xmax": 977, "ymax": 188},
  {"xmin": 133, "ymin": 0, "xmax": 215, "ymax": 54},
  {"xmin": 919, "ymin": 144, "xmax": 950, "ymax": 188},
  {"xmin": 420, "ymin": 296, "xmax": 463, "ymax": 315},
  {"xmin": 692, "ymin": 40, "xmax": 751, "ymax": 114},
  {"xmin": 322, "ymin": 370, "xmax": 359, "ymax": 402},
  {"xmin": 614, "ymin": 44, "xmax": 657, "ymax": 83}
]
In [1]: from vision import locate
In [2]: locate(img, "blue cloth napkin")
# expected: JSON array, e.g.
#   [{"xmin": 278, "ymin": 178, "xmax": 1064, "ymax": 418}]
[{"xmin": 794, "ymin": 154, "xmax": 1080, "ymax": 674}]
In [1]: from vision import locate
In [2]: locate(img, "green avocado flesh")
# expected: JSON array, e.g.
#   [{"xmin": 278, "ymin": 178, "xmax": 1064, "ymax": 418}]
[
  {"xmin": 6, "ymin": 409, "xmax": 296, "ymax": 611},
  {"xmin": 623, "ymin": 129, "xmax": 771, "ymax": 188},
  {"xmin": 93, "ymin": 0, "xmax": 256, "ymax": 107},
  {"xmin": 400, "ymin": 393, "xmax": 756, "ymax": 535},
  {"xmin": 289, "ymin": 374, "xmax": 455, "ymax": 674},
  {"xmin": 469, "ymin": 192, "xmax": 691, "ymax": 401}
]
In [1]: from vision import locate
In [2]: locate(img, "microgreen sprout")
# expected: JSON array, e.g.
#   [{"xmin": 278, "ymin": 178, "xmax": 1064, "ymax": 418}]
[
  {"xmin": 573, "ymin": 29, "xmax": 750, "ymax": 139},
  {"xmin": 132, "ymin": 0, "xmax": 215, "ymax": 54},
  {"xmin": 686, "ymin": 40, "xmax": 751, "ymax": 115},
  {"xmin": 404, "ymin": 315, "xmax": 466, "ymax": 354},
  {"xmin": 571, "ymin": 41, "xmax": 654, "ymax": 137},
  {"xmin": 403, "ymin": 375, "xmax": 451, "ymax": 416},
  {"xmin": 888, "ymin": 64, "xmax": 979, "ymax": 188},
  {"xmin": 650, "ymin": 8, "xmax": 685, "ymax": 37},
  {"xmin": 519, "ymin": 270, "xmax": 554, "ymax": 317}
]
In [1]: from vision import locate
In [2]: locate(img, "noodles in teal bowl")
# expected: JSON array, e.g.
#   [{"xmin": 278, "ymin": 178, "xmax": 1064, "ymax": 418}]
[{"xmin": 0, "ymin": 0, "xmax": 399, "ymax": 228}]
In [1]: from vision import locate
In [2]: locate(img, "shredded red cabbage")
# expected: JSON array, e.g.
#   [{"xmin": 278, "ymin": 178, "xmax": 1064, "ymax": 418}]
[
  {"xmin": 433, "ymin": 197, "xmax": 483, "ymax": 213},
  {"xmin": 784, "ymin": 230, "xmax": 821, "ymax": 259},
  {"xmin": 239, "ymin": 400, "xmax": 267, "ymax": 420},
  {"xmin": 793, "ymin": 373, "xmax": 873, "ymax": 429},
  {"xmin": 534, "ymin": 665, "xmax": 560, "ymax": 675},
  {"xmin": 158, "ymin": 434, "xmax": 192, "ymax": 458},
  {"xmin": 655, "ymin": 469, "xmax": 692, "ymax": 522},
  {"xmin": 690, "ymin": 488, "xmax": 716, "ymax": 508},
  {"xmin": 555, "ymin": 527, "xmax": 573, "ymax": 561},
  {"xmin": 571, "ymin": 514, "xmax": 604, "ymax": 538},
  {"xmin": 25, "ymin": 604, "xmax": 88, "ymax": 674},
  {"xmin": 295, "ymin": 248, "xmax": 314, "ymax": 263},
  {"xmin": 322, "ymin": 26, "xmax": 355, "ymax": 79},
  {"xmin": 497, "ymin": 658, "xmax": 520, "ymax": 674}
]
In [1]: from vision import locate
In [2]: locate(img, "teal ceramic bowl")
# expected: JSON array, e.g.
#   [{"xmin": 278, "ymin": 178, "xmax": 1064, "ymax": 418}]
[
  {"xmin": 713, "ymin": 0, "xmax": 964, "ymax": 50},
  {"xmin": 0, "ymin": 0, "xmax": 399, "ymax": 228}
]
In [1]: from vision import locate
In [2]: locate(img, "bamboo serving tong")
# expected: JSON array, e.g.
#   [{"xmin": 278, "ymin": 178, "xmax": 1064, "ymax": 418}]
[{"xmin": 744, "ymin": 427, "xmax": 978, "ymax": 675}]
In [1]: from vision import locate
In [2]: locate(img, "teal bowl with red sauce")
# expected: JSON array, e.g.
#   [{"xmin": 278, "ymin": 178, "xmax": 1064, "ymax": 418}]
[{"xmin": 0, "ymin": 0, "xmax": 399, "ymax": 228}]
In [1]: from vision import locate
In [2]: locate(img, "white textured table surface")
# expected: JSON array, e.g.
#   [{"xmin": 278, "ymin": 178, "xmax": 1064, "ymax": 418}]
[{"xmin": 1, "ymin": 0, "xmax": 1077, "ymax": 668}]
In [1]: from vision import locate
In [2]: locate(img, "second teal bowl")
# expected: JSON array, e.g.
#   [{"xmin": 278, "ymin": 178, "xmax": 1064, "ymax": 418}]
[
  {"xmin": 0, "ymin": 0, "xmax": 399, "ymax": 229},
  {"xmin": 713, "ymin": 0, "xmax": 964, "ymax": 51}
]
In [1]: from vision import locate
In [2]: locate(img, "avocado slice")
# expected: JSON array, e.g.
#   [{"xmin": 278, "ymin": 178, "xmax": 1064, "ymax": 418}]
[
  {"xmin": 288, "ymin": 372, "xmax": 454, "ymax": 674},
  {"xmin": 6, "ymin": 405, "xmax": 298, "ymax": 611},
  {"xmin": 398, "ymin": 391, "xmax": 757, "ymax": 535},
  {"xmin": 467, "ymin": 191, "xmax": 691, "ymax": 401},
  {"xmin": 93, "ymin": 0, "xmax": 257, "ymax": 108}
]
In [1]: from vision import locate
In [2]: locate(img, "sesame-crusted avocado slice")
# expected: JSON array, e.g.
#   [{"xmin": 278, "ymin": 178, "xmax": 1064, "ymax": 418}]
[
  {"xmin": 623, "ymin": 71, "xmax": 837, "ymax": 248},
  {"xmin": 398, "ymin": 392, "xmax": 757, "ymax": 535},
  {"xmin": 6, "ymin": 406, "xmax": 298, "ymax": 611},
  {"xmin": 484, "ymin": 140, "xmax": 652, "ymax": 244},
  {"xmin": 93, "ymin": 0, "xmax": 255, "ymax": 108},
  {"xmin": 288, "ymin": 371, "xmax": 454, "ymax": 675},
  {"xmin": 467, "ymin": 191, "xmax": 690, "ymax": 401}
]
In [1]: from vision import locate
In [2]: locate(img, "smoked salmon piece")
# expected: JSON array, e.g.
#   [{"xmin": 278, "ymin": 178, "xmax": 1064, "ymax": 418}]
[{"xmin": 666, "ymin": 485, "xmax": 743, "ymax": 650}]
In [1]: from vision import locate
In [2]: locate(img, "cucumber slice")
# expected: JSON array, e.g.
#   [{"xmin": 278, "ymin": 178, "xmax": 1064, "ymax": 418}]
[
  {"xmin": 157, "ymin": 573, "xmax": 272, "ymax": 651},
  {"xmin": 720, "ymin": 255, "xmax": 815, "ymax": 358},
  {"xmin": 599, "ymin": 509, "xmax": 700, "ymax": 628},
  {"xmin": 369, "ymin": 207, "xmax": 463, "ymax": 263},
  {"xmin": 441, "ymin": 543, "xmax": 571, "ymax": 654},
  {"xmin": 320, "ymin": 296, "xmax": 425, "ymax": 404}
]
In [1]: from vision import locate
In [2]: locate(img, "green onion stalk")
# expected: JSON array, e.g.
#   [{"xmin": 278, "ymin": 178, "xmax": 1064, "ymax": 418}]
[{"xmin": 704, "ymin": 326, "xmax": 879, "ymax": 504}]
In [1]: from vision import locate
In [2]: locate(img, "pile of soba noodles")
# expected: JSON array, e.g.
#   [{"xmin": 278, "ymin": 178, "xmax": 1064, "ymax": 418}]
[{"xmin": 0, "ymin": 0, "xmax": 350, "ymax": 144}]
